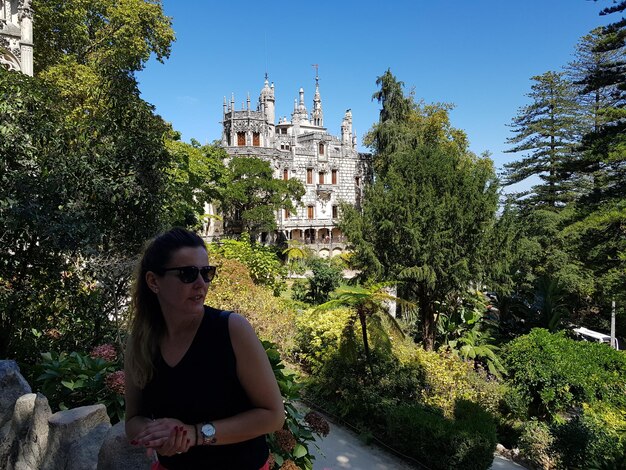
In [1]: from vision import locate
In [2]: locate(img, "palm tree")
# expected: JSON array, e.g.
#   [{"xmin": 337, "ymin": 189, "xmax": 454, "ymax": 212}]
[
  {"xmin": 451, "ymin": 328, "xmax": 507, "ymax": 378},
  {"xmin": 282, "ymin": 239, "xmax": 312, "ymax": 276},
  {"xmin": 315, "ymin": 283, "xmax": 413, "ymax": 375}
]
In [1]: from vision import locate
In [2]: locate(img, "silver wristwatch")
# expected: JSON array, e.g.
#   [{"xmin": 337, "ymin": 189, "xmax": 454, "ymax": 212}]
[{"xmin": 200, "ymin": 422, "xmax": 217, "ymax": 445}]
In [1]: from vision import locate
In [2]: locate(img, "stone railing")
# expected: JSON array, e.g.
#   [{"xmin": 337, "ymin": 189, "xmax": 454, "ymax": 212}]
[{"xmin": 0, "ymin": 361, "xmax": 147, "ymax": 470}]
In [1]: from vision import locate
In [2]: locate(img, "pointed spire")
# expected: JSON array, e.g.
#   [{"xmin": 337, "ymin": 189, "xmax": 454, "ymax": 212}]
[{"xmin": 312, "ymin": 65, "xmax": 323, "ymax": 126}]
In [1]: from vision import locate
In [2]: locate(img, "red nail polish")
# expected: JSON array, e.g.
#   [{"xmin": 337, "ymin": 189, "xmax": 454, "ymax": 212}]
[
  {"xmin": 130, "ymin": 440, "xmax": 138, "ymax": 445},
  {"xmin": 183, "ymin": 430, "xmax": 187, "ymax": 435}
]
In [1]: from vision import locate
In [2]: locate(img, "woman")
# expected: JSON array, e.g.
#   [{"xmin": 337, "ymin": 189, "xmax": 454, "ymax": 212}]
[{"xmin": 124, "ymin": 228, "xmax": 284, "ymax": 469}]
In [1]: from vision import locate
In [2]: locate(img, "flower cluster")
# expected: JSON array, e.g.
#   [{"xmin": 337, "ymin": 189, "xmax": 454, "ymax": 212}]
[
  {"xmin": 274, "ymin": 428, "xmax": 296, "ymax": 453},
  {"xmin": 90, "ymin": 344, "xmax": 117, "ymax": 362},
  {"xmin": 304, "ymin": 411, "xmax": 330, "ymax": 437},
  {"xmin": 278, "ymin": 459, "xmax": 299, "ymax": 470},
  {"xmin": 105, "ymin": 370, "xmax": 125, "ymax": 395}
]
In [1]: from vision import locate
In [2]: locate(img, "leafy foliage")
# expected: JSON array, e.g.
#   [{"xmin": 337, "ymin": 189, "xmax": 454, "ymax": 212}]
[
  {"xmin": 503, "ymin": 329, "xmax": 626, "ymax": 420},
  {"xmin": 35, "ymin": 346, "xmax": 125, "ymax": 423},
  {"xmin": 294, "ymin": 307, "xmax": 354, "ymax": 374},
  {"xmin": 204, "ymin": 254, "xmax": 297, "ymax": 352},
  {"xmin": 209, "ymin": 234, "xmax": 287, "ymax": 295},
  {"xmin": 503, "ymin": 71, "xmax": 581, "ymax": 209},
  {"xmin": 314, "ymin": 282, "xmax": 411, "ymax": 375},
  {"xmin": 303, "ymin": 258, "xmax": 343, "ymax": 305},
  {"xmin": 385, "ymin": 400, "xmax": 497, "ymax": 470},
  {"xmin": 35, "ymin": 0, "xmax": 174, "ymax": 75},
  {"xmin": 263, "ymin": 341, "xmax": 328, "ymax": 470},
  {"xmin": 163, "ymin": 137, "xmax": 228, "ymax": 229},
  {"xmin": 1, "ymin": 0, "xmax": 176, "ymax": 367},
  {"xmin": 342, "ymin": 78, "xmax": 499, "ymax": 350},
  {"xmin": 220, "ymin": 157, "xmax": 305, "ymax": 239}
]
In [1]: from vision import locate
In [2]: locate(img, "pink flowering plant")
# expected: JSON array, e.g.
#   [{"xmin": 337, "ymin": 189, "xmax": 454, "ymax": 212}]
[
  {"xmin": 263, "ymin": 340, "xmax": 330, "ymax": 470},
  {"xmin": 36, "ymin": 343, "xmax": 125, "ymax": 423}
]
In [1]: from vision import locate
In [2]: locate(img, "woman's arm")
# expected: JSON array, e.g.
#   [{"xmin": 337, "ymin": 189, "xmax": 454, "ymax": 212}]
[
  {"xmin": 127, "ymin": 314, "xmax": 284, "ymax": 448},
  {"xmin": 207, "ymin": 313, "xmax": 285, "ymax": 445},
  {"xmin": 125, "ymin": 345, "xmax": 195, "ymax": 454}
]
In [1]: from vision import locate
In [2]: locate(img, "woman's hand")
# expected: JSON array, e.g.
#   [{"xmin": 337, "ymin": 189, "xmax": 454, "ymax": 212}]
[{"xmin": 131, "ymin": 418, "xmax": 194, "ymax": 455}]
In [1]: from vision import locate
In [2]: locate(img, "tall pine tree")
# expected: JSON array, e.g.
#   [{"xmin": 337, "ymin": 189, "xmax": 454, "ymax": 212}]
[{"xmin": 503, "ymin": 71, "xmax": 580, "ymax": 210}]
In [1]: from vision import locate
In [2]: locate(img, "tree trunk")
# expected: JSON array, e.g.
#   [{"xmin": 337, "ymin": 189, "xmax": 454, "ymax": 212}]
[
  {"xmin": 357, "ymin": 309, "xmax": 374, "ymax": 376},
  {"xmin": 419, "ymin": 289, "xmax": 436, "ymax": 351}
]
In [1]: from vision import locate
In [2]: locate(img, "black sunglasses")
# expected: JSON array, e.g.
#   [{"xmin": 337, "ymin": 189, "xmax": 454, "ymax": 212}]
[{"xmin": 160, "ymin": 265, "xmax": 217, "ymax": 284}]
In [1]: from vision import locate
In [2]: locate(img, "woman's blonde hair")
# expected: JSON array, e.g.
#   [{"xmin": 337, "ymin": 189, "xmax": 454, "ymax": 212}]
[{"xmin": 126, "ymin": 228, "xmax": 206, "ymax": 389}]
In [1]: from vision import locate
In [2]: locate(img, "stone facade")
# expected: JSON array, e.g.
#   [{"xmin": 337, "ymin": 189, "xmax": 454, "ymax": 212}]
[
  {"xmin": 0, "ymin": 0, "xmax": 33, "ymax": 76},
  {"xmin": 219, "ymin": 74, "xmax": 370, "ymax": 258}
]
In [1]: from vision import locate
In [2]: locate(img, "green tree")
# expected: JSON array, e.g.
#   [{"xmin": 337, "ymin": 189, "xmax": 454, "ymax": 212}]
[
  {"xmin": 342, "ymin": 71, "xmax": 499, "ymax": 351},
  {"xmin": 282, "ymin": 239, "xmax": 313, "ymax": 276},
  {"xmin": 306, "ymin": 258, "xmax": 343, "ymax": 305},
  {"xmin": 0, "ymin": 0, "xmax": 176, "ymax": 364},
  {"xmin": 315, "ymin": 283, "xmax": 410, "ymax": 375},
  {"xmin": 560, "ymin": 4, "xmax": 626, "ymax": 320},
  {"xmin": 221, "ymin": 156, "xmax": 305, "ymax": 240},
  {"xmin": 34, "ymin": 0, "xmax": 174, "ymax": 74},
  {"xmin": 503, "ymin": 71, "xmax": 581, "ymax": 210},
  {"xmin": 163, "ymin": 137, "xmax": 228, "ymax": 228}
]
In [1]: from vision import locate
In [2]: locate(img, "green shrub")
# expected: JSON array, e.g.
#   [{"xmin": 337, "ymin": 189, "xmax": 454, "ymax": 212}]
[
  {"xmin": 517, "ymin": 419, "xmax": 559, "ymax": 469},
  {"xmin": 394, "ymin": 340, "xmax": 505, "ymax": 416},
  {"xmin": 205, "ymin": 255, "xmax": 298, "ymax": 352},
  {"xmin": 385, "ymin": 400, "xmax": 497, "ymax": 470},
  {"xmin": 209, "ymin": 234, "xmax": 286, "ymax": 295},
  {"xmin": 305, "ymin": 345, "xmax": 421, "ymax": 429},
  {"xmin": 294, "ymin": 306, "xmax": 354, "ymax": 373},
  {"xmin": 553, "ymin": 417, "xmax": 621, "ymax": 469},
  {"xmin": 306, "ymin": 258, "xmax": 342, "ymax": 305},
  {"xmin": 35, "ymin": 345, "xmax": 125, "ymax": 423},
  {"xmin": 552, "ymin": 402, "xmax": 626, "ymax": 469},
  {"xmin": 290, "ymin": 278, "xmax": 310, "ymax": 304},
  {"xmin": 503, "ymin": 328, "xmax": 626, "ymax": 420}
]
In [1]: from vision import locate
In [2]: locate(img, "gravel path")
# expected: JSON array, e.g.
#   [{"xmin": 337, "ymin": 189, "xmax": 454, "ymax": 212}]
[{"xmin": 308, "ymin": 410, "xmax": 527, "ymax": 470}]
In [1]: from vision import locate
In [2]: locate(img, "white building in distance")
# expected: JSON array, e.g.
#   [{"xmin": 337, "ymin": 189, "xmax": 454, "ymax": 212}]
[
  {"xmin": 219, "ymin": 73, "xmax": 370, "ymax": 258},
  {"xmin": 0, "ymin": 0, "xmax": 33, "ymax": 76}
]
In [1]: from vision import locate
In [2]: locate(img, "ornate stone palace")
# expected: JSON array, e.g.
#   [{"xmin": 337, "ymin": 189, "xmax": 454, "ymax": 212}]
[
  {"xmin": 0, "ymin": 0, "xmax": 33, "ymax": 76},
  {"xmin": 219, "ymin": 74, "xmax": 370, "ymax": 257}
]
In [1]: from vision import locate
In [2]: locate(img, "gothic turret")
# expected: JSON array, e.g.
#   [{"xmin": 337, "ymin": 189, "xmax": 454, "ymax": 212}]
[
  {"xmin": 291, "ymin": 87, "xmax": 309, "ymax": 125},
  {"xmin": 259, "ymin": 74, "xmax": 276, "ymax": 139},
  {"xmin": 311, "ymin": 73, "xmax": 323, "ymax": 127},
  {"xmin": 341, "ymin": 109, "xmax": 353, "ymax": 145}
]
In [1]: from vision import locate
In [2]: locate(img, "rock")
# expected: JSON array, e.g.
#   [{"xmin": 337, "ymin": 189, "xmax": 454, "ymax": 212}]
[
  {"xmin": 0, "ymin": 361, "xmax": 31, "ymax": 429},
  {"xmin": 67, "ymin": 423, "xmax": 111, "ymax": 470},
  {"xmin": 97, "ymin": 422, "xmax": 150, "ymax": 470},
  {"xmin": 40, "ymin": 404, "xmax": 110, "ymax": 470},
  {"xmin": 10, "ymin": 393, "xmax": 52, "ymax": 470}
]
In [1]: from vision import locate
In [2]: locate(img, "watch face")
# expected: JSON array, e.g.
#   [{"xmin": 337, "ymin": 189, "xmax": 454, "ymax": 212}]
[{"xmin": 202, "ymin": 423, "xmax": 216, "ymax": 438}]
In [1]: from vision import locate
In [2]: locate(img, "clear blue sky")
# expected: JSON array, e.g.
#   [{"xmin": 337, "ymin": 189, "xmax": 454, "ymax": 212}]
[{"xmin": 137, "ymin": 0, "xmax": 615, "ymax": 186}]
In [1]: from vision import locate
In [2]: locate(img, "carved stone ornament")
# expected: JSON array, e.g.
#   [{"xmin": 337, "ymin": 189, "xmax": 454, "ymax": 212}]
[
  {"xmin": 0, "ymin": 49, "xmax": 20, "ymax": 72},
  {"xmin": 18, "ymin": 0, "xmax": 33, "ymax": 20},
  {"xmin": 317, "ymin": 188, "xmax": 332, "ymax": 203},
  {"xmin": 231, "ymin": 121, "xmax": 247, "ymax": 132}
]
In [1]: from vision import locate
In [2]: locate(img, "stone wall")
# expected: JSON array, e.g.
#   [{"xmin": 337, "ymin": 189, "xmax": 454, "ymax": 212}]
[{"xmin": 0, "ymin": 360, "xmax": 146, "ymax": 470}]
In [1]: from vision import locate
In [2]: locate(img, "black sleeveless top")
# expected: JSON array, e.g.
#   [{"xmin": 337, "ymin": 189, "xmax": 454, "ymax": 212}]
[{"xmin": 141, "ymin": 306, "xmax": 269, "ymax": 469}]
